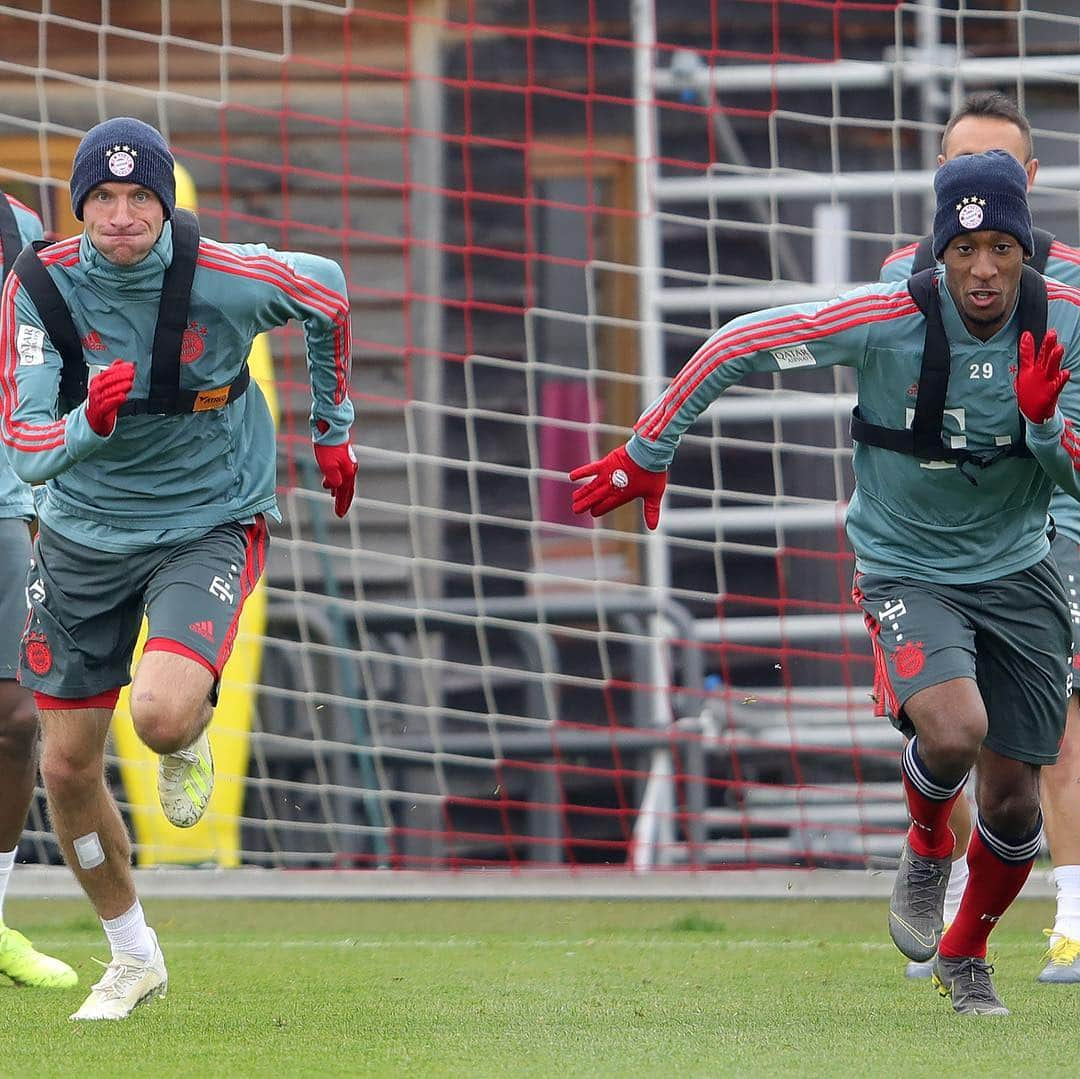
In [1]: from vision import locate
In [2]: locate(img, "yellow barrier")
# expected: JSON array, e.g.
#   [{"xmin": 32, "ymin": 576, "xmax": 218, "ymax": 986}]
[{"xmin": 110, "ymin": 163, "xmax": 277, "ymax": 866}]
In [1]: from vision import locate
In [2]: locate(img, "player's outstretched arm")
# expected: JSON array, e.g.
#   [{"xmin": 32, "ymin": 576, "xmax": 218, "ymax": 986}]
[
  {"xmin": 569, "ymin": 283, "xmax": 912, "ymax": 527},
  {"xmin": 569, "ymin": 444, "xmax": 666, "ymax": 530}
]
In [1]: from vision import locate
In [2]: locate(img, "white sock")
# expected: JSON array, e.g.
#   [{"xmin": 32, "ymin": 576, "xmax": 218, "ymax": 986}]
[
  {"xmin": 101, "ymin": 899, "xmax": 156, "ymax": 963},
  {"xmin": 1052, "ymin": 864, "xmax": 1080, "ymax": 942},
  {"xmin": 0, "ymin": 846, "xmax": 16, "ymax": 925},
  {"xmin": 942, "ymin": 855, "xmax": 970, "ymax": 925}
]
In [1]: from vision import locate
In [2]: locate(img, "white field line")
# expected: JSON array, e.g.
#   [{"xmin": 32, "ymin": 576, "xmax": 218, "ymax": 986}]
[{"xmin": 25, "ymin": 936, "xmax": 907, "ymax": 951}]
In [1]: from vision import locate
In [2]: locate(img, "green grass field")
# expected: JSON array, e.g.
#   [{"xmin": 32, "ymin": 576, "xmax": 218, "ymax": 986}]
[{"xmin": 2, "ymin": 896, "xmax": 1078, "ymax": 1077}]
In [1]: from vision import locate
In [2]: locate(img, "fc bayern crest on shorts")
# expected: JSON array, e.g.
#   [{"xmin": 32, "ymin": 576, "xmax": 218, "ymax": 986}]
[
  {"xmin": 105, "ymin": 143, "xmax": 138, "ymax": 178},
  {"xmin": 23, "ymin": 631, "xmax": 52, "ymax": 676},
  {"xmin": 891, "ymin": 640, "xmax": 926, "ymax": 679}
]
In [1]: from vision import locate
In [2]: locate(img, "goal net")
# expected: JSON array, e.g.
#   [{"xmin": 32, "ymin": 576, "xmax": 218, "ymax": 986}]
[{"xmin": 3, "ymin": 1, "xmax": 1077, "ymax": 876}]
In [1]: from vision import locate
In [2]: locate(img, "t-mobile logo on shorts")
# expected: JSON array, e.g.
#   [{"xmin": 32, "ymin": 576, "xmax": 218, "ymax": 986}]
[
  {"xmin": 877, "ymin": 598, "xmax": 907, "ymax": 626},
  {"xmin": 208, "ymin": 576, "xmax": 234, "ymax": 604}
]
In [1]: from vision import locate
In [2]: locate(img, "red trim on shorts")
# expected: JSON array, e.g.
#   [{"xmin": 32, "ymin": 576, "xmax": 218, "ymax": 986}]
[
  {"xmin": 144, "ymin": 637, "xmax": 218, "ymax": 678},
  {"xmin": 33, "ymin": 688, "xmax": 120, "ymax": 711},
  {"xmin": 215, "ymin": 516, "xmax": 267, "ymax": 671},
  {"xmin": 851, "ymin": 574, "xmax": 899, "ymax": 719}
]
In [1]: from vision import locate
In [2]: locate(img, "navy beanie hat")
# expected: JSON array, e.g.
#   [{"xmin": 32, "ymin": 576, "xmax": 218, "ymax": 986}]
[
  {"xmin": 932, "ymin": 149, "xmax": 1032, "ymax": 258},
  {"xmin": 70, "ymin": 117, "xmax": 176, "ymax": 221}
]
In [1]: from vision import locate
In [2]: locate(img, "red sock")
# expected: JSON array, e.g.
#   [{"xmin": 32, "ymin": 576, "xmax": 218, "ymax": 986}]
[
  {"xmin": 901, "ymin": 738, "xmax": 966, "ymax": 859},
  {"xmin": 938, "ymin": 816, "xmax": 1042, "ymax": 959}
]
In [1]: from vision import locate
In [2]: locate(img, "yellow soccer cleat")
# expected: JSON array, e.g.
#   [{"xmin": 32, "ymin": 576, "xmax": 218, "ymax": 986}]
[
  {"xmin": 0, "ymin": 925, "xmax": 78, "ymax": 988},
  {"xmin": 157, "ymin": 728, "xmax": 214, "ymax": 828},
  {"xmin": 70, "ymin": 933, "xmax": 167, "ymax": 1021},
  {"xmin": 1037, "ymin": 929, "xmax": 1080, "ymax": 983}
]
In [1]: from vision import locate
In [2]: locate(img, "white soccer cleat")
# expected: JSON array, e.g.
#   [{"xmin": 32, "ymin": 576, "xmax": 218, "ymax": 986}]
[
  {"xmin": 157, "ymin": 729, "xmax": 214, "ymax": 828},
  {"xmin": 69, "ymin": 934, "xmax": 167, "ymax": 1021}
]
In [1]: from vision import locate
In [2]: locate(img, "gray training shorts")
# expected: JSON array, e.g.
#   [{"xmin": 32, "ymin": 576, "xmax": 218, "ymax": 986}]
[
  {"xmin": 0, "ymin": 519, "xmax": 32, "ymax": 679},
  {"xmin": 853, "ymin": 555, "xmax": 1072, "ymax": 766},
  {"xmin": 20, "ymin": 517, "xmax": 268, "ymax": 701},
  {"xmin": 1051, "ymin": 532, "xmax": 1080, "ymax": 665}
]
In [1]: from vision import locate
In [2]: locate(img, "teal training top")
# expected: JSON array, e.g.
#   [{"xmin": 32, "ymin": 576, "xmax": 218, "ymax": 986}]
[
  {"xmin": 0, "ymin": 221, "xmax": 353, "ymax": 552},
  {"xmin": 0, "ymin": 194, "xmax": 44, "ymax": 521},
  {"xmin": 881, "ymin": 238, "xmax": 1080, "ymax": 544},
  {"xmin": 626, "ymin": 273, "xmax": 1080, "ymax": 585}
]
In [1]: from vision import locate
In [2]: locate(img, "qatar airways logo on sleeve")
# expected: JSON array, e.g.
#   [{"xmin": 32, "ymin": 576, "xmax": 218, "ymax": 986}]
[
  {"xmin": 770, "ymin": 344, "xmax": 816, "ymax": 370},
  {"xmin": 16, "ymin": 325, "xmax": 44, "ymax": 366}
]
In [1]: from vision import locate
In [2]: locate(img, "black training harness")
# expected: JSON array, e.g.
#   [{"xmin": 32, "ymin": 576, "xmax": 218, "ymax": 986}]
[
  {"xmin": 850, "ymin": 264, "xmax": 1047, "ymax": 480},
  {"xmin": 10, "ymin": 207, "xmax": 249, "ymax": 417}
]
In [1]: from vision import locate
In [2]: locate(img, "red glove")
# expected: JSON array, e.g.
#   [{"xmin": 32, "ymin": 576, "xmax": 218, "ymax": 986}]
[
  {"xmin": 569, "ymin": 445, "xmax": 667, "ymax": 530},
  {"xmin": 86, "ymin": 359, "xmax": 135, "ymax": 436},
  {"xmin": 1016, "ymin": 329, "xmax": 1070, "ymax": 424},
  {"xmin": 314, "ymin": 439, "xmax": 357, "ymax": 517}
]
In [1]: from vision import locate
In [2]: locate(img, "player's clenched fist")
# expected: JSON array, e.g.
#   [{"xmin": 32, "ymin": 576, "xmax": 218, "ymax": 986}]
[
  {"xmin": 1016, "ymin": 329, "xmax": 1070, "ymax": 424},
  {"xmin": 569, "ymin": 445, "xmax": 667, "ymax": 530},
  {"xmin": 313, "ymin": 439, "xmax": 358, "ymax": 517},
  {"xmin": 86, "ymin": 359, "xmax": 136, "ymax": 436}
]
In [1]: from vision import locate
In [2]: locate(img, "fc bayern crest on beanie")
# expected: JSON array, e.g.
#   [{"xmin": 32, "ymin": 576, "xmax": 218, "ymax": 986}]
[
  {"xmin": 932, "ymin": 148, "xmax": 1032, "ymax": 258},
  {"xmin": 69, "ymin": 117, "xmax": 176, "ymax": 221}
]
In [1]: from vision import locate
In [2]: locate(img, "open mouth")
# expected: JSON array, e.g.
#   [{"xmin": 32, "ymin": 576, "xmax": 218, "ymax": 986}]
[{"xmin": 967, "ymin": 289, "xmax": 1000, "ymax": 308}]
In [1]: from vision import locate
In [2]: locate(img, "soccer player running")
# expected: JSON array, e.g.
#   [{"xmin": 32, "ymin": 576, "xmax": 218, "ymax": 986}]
[
  {"xmin": 571, "ymin": 150, "xmax": 1080, "ymax": 1016},
  {"xmin": 0, "ymin": 118, "xmax": 356, "ymax": 1020},
  {"xmin": 882, "ymin": 92, "xmax": 1080, "ymax": 984},
  {"xmin": 0, "ymin": 189, "xmax": 77, "ymax": 991}
]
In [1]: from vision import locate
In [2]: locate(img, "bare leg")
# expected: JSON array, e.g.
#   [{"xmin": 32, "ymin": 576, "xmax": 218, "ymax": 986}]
[
  {"xmin": 38, "ymin": 708, "xmax": 136, "ymax": 921},
  {"xmin": 129, "ymin": 650, "xmax": 213, "ymax": 753},
  {"xmin": 0, "ymin": 681, "xmax": 39, "ymax": 850},
  {"xmin": 903, "ymin": 677, "xmax": 987, "ymax": 782},
  {"xmin": 947, "ymin": 795, "xmax": 973, "ymax": 861},
  {"xmin": 1042, "ymin": 694, "xmax": 1080, "ymax": 866}
]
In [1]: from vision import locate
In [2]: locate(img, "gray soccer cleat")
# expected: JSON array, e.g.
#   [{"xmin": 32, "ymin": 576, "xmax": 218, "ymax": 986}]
[
  {"xmin": 904, "ymin": 922, "xmax": 954, "ymax": 979},
  {"xmin": 932, "ymin": 954, "xmax": 1010, "ymax": 1016},
  {"xmin": 889, "ymin": 840, "xmax": 951, "ymax": 962},
  {"xmin": 1037, "ymin": 930, "xmax": 1080, "ymax": 983}
]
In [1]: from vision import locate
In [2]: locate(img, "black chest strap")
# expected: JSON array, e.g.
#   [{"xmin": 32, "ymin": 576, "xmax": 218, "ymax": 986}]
[
  {"xmin": 0, "ymin": 192, "xmax": 23, "ymax": 288},
  {"xmin": 9, "ymin": 209, "xmax": 249, "ymax": 417},
  {"xmin": 911, "ymin": 227, "xmax": 1055, "ymax": 275},
  {"xmin": 11, "ymin": 239, "xmax": 85, "ymax": 411},
  {"xmin": 141, "ymin": 207, "xmax": 199, "ymax": 414},
  {"xmin": 850, "ymin": 265, "xmax": 1046, "ymax": 472}
]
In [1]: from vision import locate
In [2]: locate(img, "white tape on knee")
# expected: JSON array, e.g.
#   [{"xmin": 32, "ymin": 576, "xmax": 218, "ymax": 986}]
[{"xmin": 73, "ymin": 832, "xmax": 105, "ymax": 870}]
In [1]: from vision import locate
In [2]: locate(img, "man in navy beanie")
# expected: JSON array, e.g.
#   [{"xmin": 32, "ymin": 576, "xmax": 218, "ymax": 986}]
[
  {"xmin": 570, "ymin": 149, "xmax": 1080, "ymax": 1016},
  {"xmin": 927, "ymin": 149, "xmax": 1035, "ymax": 339},
  {"xmin": 0, "ymin": 117, "xmax": 358, "ymax": 1020},
  {"xmin": 881, "ymin": 99, "xmax": 1080, "ymax": 989},
  {"xmin": 70, "ymin": 117, "xmax": 176, "ymax": 223}
]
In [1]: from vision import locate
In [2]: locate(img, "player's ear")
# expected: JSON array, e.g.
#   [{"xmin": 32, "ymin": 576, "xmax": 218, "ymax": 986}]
[{"xmin": 1025, "ymin": 157, "xmax": 1038, "ymax": 190}]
